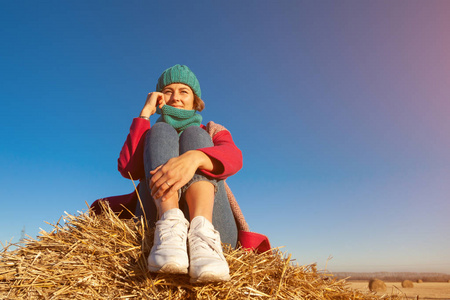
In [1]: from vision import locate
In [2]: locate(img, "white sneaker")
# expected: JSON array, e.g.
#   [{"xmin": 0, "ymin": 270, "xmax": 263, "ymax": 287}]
[
  {"xmin": 147, "ymin": 208, "xmax": 189, "ymax": 274},
  {"xmin": 188, "ymin": 216, "xmax": 230, "ymax": 283}
]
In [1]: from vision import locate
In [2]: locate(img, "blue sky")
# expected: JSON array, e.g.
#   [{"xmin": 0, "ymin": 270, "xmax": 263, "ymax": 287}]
[{"xmin": 1, "ymin": 1, "xmax": 449, "ymax": 273}]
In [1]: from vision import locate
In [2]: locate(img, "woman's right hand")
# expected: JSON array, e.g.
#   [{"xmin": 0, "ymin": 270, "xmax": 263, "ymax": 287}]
[{"xmin": 139, "ymin": 92, "xmax": 166, "ymax": 118}]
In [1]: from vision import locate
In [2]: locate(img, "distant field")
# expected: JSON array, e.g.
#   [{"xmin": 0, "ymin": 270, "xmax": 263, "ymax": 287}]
[{"xmin": 347, "ymin": 280, "xmax": 450, "ymax": 300}]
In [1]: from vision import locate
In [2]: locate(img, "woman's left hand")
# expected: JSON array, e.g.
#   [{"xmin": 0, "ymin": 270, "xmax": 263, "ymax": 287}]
[{"xmin": 149, "ymin": 151, "xmax": 204, "ymax": 201}]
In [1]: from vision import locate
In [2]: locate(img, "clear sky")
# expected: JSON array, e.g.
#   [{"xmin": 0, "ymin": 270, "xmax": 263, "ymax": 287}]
[{"xmin": 1, "ymin": 1, "xmax": 449, "ymax": 273}]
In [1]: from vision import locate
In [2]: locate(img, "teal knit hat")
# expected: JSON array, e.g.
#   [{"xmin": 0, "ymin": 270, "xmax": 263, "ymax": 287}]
[{"xmin": 156, "ymin": 64, "xmax": 201, "ymax": 98}]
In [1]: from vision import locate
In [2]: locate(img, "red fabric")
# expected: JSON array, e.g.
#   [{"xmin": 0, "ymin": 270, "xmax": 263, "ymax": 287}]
[
  {"xmin": 238, "ymin": 231, "xmax": 272, "ymax": 253},
  {"xmin": 90, "ymin": 189, "xmax": 138, "ymax": 219},
  {"xmin": 90, "ymin": 196, "xmax": 271, "ymax": 252},
  {"xmin": 118, "ymin": 118, "xmax": 150, "ymax": 180},
  {"xmin": 92, "ymin": 118, "xmax": 271, "ymax": 253},
  {"xmin": 117, "ymin": 118, "xmax": 242, "ymax": 180},
  {"xmin": 196, "ymin": 129, "xmax": 243, "ymax": 180}
]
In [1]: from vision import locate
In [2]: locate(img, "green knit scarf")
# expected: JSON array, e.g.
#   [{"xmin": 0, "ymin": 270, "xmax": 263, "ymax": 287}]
[{"xmin": 156, "ymin": 105, "xmax": 202, "ymax": 133}]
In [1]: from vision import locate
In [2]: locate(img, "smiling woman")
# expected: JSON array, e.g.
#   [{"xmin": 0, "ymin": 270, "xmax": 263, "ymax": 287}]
[
  {"xmin": 95, "ymin": 64, "xmax": 251, "ymax": 284},
  {"xmin": 159, "ymin": 84, "xmax": 197, "ymax": 110}
]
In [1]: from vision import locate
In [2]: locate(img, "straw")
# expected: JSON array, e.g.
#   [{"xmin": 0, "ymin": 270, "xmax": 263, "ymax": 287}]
[{"xmin": 1, "ymin": 202, "xmax": 404, "ymax": 299}]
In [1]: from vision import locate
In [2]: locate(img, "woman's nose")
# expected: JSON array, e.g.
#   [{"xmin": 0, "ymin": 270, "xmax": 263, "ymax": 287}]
[{"xmin": 171, "ymin": 91, "xmax": 181, "ymax": 101}]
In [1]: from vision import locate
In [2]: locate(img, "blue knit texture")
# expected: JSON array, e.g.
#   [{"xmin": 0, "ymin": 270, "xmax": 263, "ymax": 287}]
[
  {"xmin": 156, "ymin": 105, "xmax": 202, "ymax": 133},
  {"xmin": 156, "ymin": 64, "xmax": 201, "ymax": 98}
]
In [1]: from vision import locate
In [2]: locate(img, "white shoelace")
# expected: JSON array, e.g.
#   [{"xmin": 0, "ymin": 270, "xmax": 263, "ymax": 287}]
[
  {"xmin": 190, "ymin": 229, "xmax": 224, "ymax": 261},
  {"xmin": 155, "ymin": 218, "xmax": 187, "ymax": 248}
]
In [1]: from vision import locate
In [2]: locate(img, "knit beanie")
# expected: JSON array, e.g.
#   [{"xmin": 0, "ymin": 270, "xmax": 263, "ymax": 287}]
[{"xmin": 155, "ymin": 64, "xmax": 201, "ymax": 98}]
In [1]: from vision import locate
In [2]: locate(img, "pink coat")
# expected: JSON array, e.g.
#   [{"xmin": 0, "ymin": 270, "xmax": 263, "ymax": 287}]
[{"xmin": 91, "ymin": 119, "xmax": 270, "ymax": 253}]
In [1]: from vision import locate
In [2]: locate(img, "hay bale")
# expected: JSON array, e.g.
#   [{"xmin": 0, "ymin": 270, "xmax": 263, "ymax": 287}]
[
  {"xmin": 402, "ymin": 280, "xmax": 414, "ymax": 288},
  {"xmin": 368, "ymin": 279, "xmax": 387, "ymax": 292},
  {"xmin": 0, "ymin": 202, "xmax": 402, "ymax": 299},
  {"xmin": 417, "ymin": 279, "xmax": 423, "ymax": 283}
]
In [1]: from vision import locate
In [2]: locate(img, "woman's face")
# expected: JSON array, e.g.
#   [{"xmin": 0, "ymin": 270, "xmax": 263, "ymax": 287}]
[{"xmin": 162, "ymin": 83, "xmax": 195, "ymax": 110}]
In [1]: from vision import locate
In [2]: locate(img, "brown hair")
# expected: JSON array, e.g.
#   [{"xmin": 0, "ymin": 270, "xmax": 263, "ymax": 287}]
[{"xmin": 194, "ymin": 95, "xmax": 205, "ymax": 111}]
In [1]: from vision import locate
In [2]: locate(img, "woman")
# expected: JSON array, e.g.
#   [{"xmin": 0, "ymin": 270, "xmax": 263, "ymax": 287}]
[{"xmin": 117, "ymin": 65, "xmax": 242, "ymax": 283}]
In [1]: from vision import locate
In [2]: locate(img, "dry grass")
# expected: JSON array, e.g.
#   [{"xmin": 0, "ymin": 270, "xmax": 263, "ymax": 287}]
[
  {"xmin": 1, "ymin": 202, "xmax": 403, "ymax": 299},
  {"xmin": 401, "ymin": 280, "xmax": 413, "ymax": 288},
  {"xmin": 348, "ymin": 280, "xmax": 450, "ymax": 300},
  {"xmin": 369, "ymin": 279, "xmax": 387, "ymax": 292}
]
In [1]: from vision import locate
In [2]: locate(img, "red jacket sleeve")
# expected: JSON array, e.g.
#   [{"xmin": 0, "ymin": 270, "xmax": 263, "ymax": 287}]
[
  {"xmin": 198, "ymin": 129, "xmax": 243, "ymax": 180},
  {"xmin": 117, "ymin": 118, "xmax": 150, "ymax": 180},
  {"xmin": 117, "ymin": 120, "xmax": 242, "ymax": 181}
]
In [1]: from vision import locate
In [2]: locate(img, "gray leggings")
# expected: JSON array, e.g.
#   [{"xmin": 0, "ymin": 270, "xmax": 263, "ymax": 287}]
[{"xmin": 135, "ymin": 122, "xmax": 238, "ymax": 247}]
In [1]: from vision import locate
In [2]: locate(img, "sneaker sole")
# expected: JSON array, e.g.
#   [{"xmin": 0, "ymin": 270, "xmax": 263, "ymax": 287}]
[
  {"xmin": 148, "ymin": 262, "xmax": 188, "ymax": 274},
  {"xmin": 190, "ymin": 271, "xmax": 231, "ymax": 283}
]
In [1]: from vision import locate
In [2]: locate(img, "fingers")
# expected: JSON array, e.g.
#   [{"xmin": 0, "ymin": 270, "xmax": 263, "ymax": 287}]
[
  {"xmin": 150, "ymin": 170, "xmax": 188, "ymax": 201},
  {"xmin": 145, "ymin": 92, "xmax": 164, "ymax": 109},
  {"xmin": 158, "ymin": 183, "xmax": 179, "ymax": 202},
  {"xmin": 149, "ymin": 166, "xmax": 162, "ymax": 184},
  {"xmin": 160, "ymin": 175, "xmax": 188, "ymax": 201},
  {"xmin": 150, "ymin": 165, "xmax": 176, "ymax": 200},
  {"xmin": 149, "ymin": 155, "xmax": 198, "ymax": 201},
  {"xmin": 158, "ymin": 98, "xmax": 166, "ymax": 109},
  {"xmin": 149, "ymin": 165, "xmax": 162, "ymax": 176},
  {"xmin": 152, "ymin": 179, "xmax": 176, "ymax": 201},
  {"xmin": 149, "ymin": 165, "xmax": 164, "ymax": 191}
]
